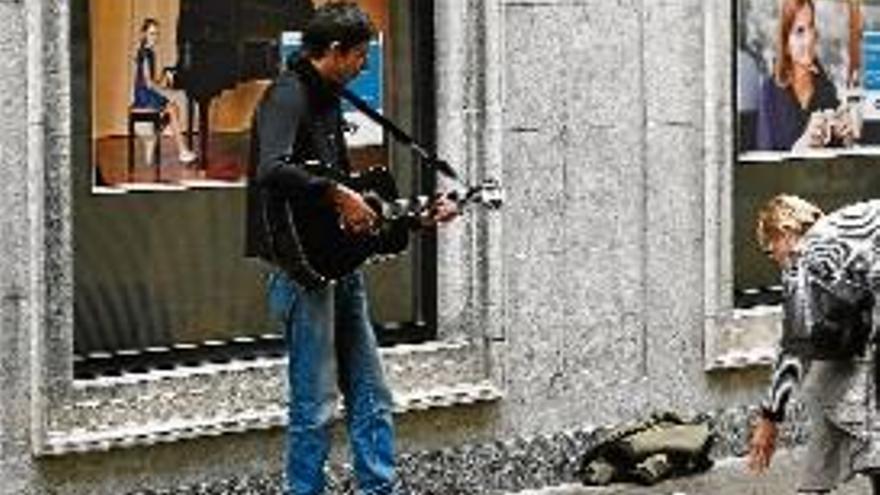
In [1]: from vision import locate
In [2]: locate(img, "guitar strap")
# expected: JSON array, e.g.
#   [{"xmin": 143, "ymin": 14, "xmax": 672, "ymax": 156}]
[{"xmin": 338, "ymin": 87, "xmax": 459, "ymax": 180}]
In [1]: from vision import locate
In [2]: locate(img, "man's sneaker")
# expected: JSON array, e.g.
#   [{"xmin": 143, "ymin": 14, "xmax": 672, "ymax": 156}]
[{"xmin": 179, "ymin": 149, "xmax": 197, "ymax": 163}]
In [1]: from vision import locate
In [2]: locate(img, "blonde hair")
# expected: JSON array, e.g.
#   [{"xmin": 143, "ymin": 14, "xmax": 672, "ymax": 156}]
[{"xmin": 755, "ymin": 194, "xmax": 824, "ymax": 251}]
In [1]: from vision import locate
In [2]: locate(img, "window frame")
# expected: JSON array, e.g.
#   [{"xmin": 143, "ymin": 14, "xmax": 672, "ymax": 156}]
[
  {"xmin": 703, "ymin": 0, "xmax": 782, "ymax": 371},
  {"xmin": 29, "ymin": 0, "xmax": 505, "ymax": 455}
]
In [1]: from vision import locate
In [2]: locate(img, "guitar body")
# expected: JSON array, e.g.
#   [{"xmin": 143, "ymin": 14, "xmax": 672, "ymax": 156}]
[
  {"xmin": 290, "ymin": 165, "xmax": 411, "ymax": 281},
  {"xmin": 270, "ymin": 162, "xmax": 501, "ymax": 287}
]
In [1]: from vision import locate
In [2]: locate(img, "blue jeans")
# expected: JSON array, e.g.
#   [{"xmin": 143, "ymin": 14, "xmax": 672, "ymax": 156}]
[{"xmin": 268, "ymin": 270, "xmax": 396, "ymax": 495}]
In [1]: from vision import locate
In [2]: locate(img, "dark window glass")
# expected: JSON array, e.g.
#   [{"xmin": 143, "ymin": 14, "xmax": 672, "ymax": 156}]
[{"xmin": 71, "ymin": 0, "xmax": 437, "ymax": 378}]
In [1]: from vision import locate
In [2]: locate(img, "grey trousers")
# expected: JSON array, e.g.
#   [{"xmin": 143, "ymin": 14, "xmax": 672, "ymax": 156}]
[{"xmin": 799, "ymin": 360, "xmax": 867, "ymax": 492}]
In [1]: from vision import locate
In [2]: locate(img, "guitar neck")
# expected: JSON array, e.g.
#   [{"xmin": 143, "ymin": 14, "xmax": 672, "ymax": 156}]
[
  {"xmin": 300, "ymin": 163, "xmax": 501, "ymax": 220},
  {"xmin": 379, "ymin": 190, "xmax": 484, "ymax": 222}
]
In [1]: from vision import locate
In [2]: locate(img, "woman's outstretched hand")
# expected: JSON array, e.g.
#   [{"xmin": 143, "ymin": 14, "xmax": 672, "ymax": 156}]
[{"xmin": 748, "ymin": 415, "xmax": 779, "ymax": 474}]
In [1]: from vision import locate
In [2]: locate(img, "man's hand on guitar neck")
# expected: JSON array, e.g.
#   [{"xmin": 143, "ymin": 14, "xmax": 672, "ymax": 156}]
[
  {"xmin": 328, "ymin": 183, "xmax": 378, "ymax": 235},
  {"xmin": 419, "ymin": 194, "xmax": 460, "ymax": 228}
]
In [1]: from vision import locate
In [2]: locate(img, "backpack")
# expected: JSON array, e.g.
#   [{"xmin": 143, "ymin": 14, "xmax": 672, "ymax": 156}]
[{"xmin": 577, "ymin": 412, "xmax": 715, "ymax": 486}]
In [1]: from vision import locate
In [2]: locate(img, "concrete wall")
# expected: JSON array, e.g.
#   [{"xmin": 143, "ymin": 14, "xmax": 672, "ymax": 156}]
[
  {"xmin": 0, "ymin": 1, "xmax": 32, "ymax": 493},
  {"xmin": 0, "ymin": 1, "xmax": 778, "ymax": 494},
  {"xmin": 478, "ymin": 0, "xmax": 762, "ymax": 436}
]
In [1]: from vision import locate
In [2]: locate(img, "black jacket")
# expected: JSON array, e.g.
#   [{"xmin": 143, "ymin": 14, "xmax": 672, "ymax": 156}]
[{"xmin": 245, "ymin": 58, "xmax": 350, "ymax": 263}]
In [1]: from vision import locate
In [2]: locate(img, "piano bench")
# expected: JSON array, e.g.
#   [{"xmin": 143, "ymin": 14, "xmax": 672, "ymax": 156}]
[{"xmin": 127, "ymin": 107, "xmax": 164, "ymax": 181}]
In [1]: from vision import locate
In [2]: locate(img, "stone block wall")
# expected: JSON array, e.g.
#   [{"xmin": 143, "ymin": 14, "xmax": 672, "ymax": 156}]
[{"xmin": 0, "ymin": 1, "xmax": 777, "ymax": 493}]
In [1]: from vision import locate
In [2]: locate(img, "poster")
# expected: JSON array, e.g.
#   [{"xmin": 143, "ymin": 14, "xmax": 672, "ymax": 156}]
[{"xmin": 737, "ymin": 0, "xmax": 877, "ymax": 160}]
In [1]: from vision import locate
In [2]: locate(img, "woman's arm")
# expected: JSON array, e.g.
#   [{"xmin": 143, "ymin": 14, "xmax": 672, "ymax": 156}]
[
  {"xmin": 748, "ymin": 256, "xmax": 811, "ymax": 473},
  {"xmin": 762, "ymin": 350, "xmax": 806, "ymax": 421},
  {"xmin": 748, "ymin": 321, "xmax": 807, "ymax": 473},
  {"xmin": 138, "ymin": 48, "xmax": 166, "ymax": 89}
]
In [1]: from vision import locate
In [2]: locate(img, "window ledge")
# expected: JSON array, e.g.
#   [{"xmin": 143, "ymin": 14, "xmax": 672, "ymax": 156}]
[
  {"xmin": 44, "ymin": 340, "xmax": 499, "ymax": 456},
  {"xmin": 705, "ymin": 305, "xmax": 781, "ymax": 371},
  {"xmin": 91, "ymin": 179, "xmax": 246, "ymax": 195}
]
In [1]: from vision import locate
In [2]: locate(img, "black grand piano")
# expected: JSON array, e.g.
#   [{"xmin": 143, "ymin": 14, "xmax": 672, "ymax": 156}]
[{"xmin": 173, "ymin": 0, "xmax": 313, "ymax": 169}]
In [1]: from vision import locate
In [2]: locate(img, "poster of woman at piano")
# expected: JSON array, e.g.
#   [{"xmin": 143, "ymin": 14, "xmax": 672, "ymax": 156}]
[
  {"xmin": 90, "ymin": 0, "xmax": 197, "ymax": 187},
  {"xmin": 132, "ymin": 18, "xmax": 197, "ymax": 167},
  {"xmin": 737, "ymin": 0, "xmax": 876, "ymax": 161},
  {"xmin": 88, "ymin": 0, "xmax": 386, "ymax": 191}
]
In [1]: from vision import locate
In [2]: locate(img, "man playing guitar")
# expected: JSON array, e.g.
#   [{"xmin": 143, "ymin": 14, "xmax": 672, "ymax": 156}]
[{"xmin": 244, "ymin": 3, "xmax": 457, "ymax": 494}]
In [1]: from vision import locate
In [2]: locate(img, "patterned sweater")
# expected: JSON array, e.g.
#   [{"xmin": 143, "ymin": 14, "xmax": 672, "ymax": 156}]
[{"xmin": 763, "ymin": 200, "xmax": 880, "ymax": 421}]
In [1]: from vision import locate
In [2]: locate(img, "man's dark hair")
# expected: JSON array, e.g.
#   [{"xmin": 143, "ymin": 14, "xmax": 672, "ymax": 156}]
[{"xmin": 302, "ymin": 2, "xmax": 376, "ymax": 57}]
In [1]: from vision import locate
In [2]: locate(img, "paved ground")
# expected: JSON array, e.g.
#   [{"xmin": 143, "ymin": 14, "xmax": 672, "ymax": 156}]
[{"xmin": 506, "ymin": 448, "xmax": 871, "ymax": 495}]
